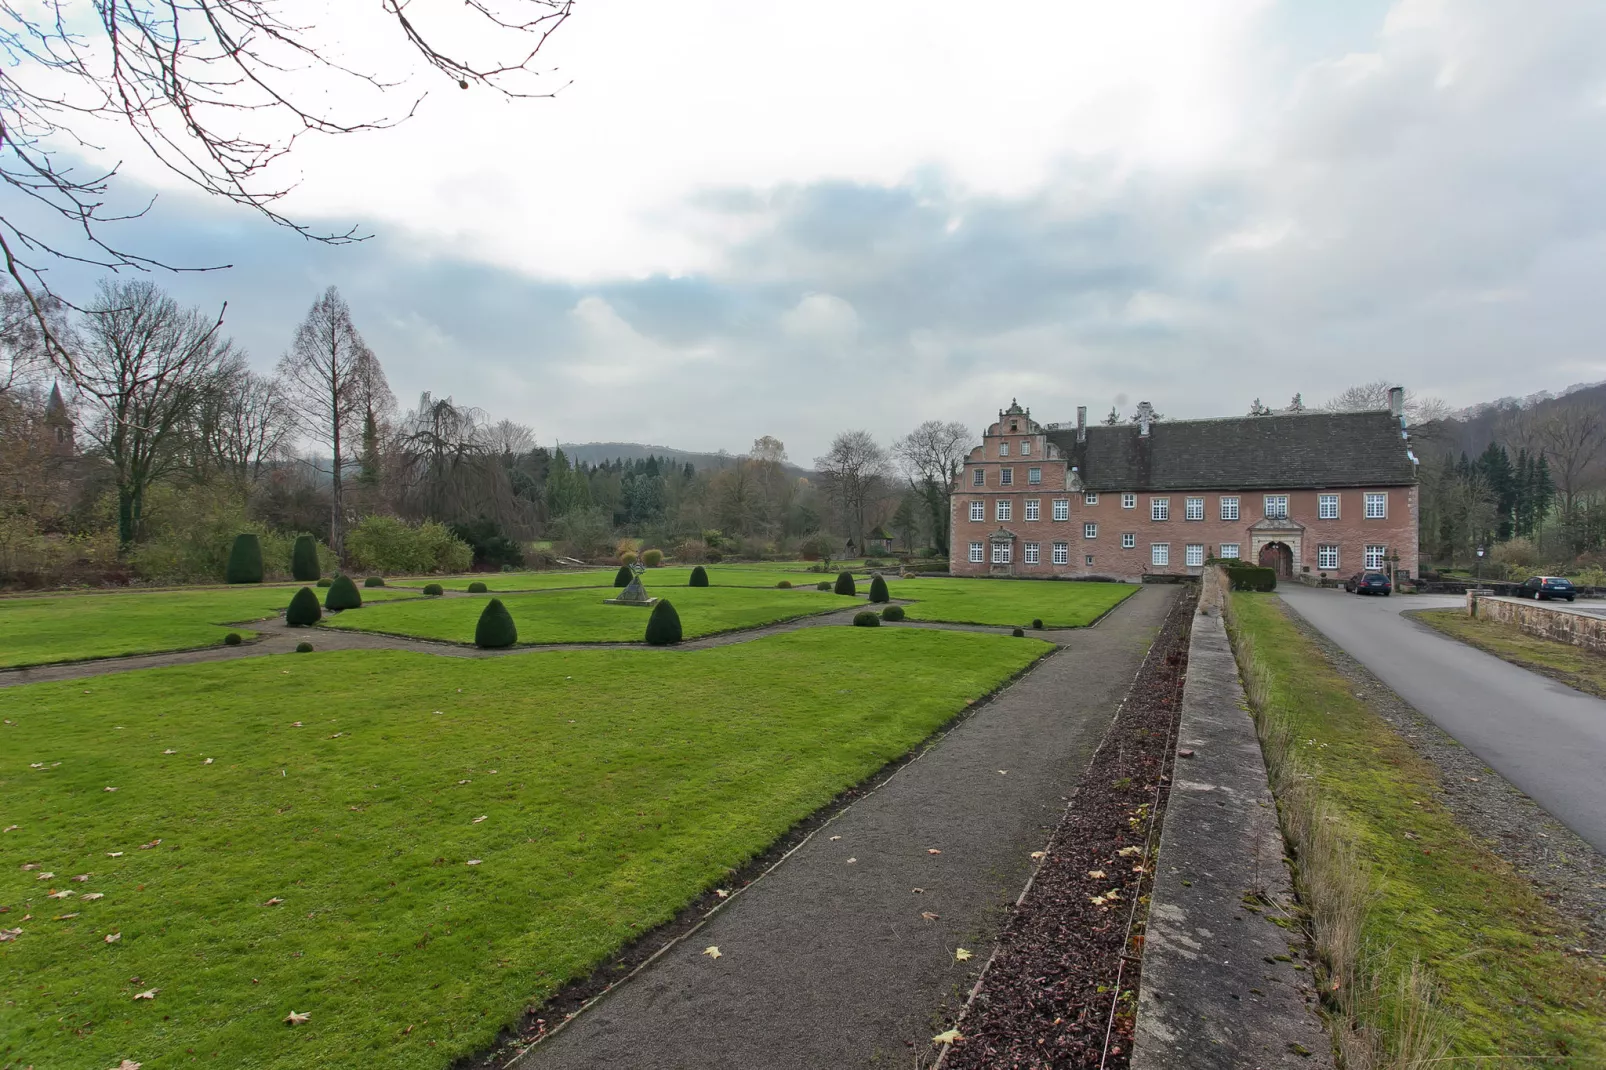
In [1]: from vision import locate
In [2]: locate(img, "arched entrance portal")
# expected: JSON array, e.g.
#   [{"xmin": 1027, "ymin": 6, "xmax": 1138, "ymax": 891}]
[{"xmin": 1259, "ymin": 541, "xmax": 1294, "ymax": 578}]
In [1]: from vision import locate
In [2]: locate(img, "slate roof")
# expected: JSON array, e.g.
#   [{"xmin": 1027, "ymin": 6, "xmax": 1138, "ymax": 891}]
[{"xmin": 1045, "ymin": 410, "xmax": 1417, "ymax": 492}]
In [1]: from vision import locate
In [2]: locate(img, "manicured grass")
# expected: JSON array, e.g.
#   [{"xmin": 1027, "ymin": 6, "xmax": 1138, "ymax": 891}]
[
  {"xmin": 892, "ymin": 577, "xmax": 1135, "ymax": 627},
  {"xmin": 322, "ymin": 586, "xmax": 862, "ymax": 645},
  {"xmin": 0, "ymin": 585, "xmax": 418, "ymax": 669},
  {"xmin": 1229, "ymin": 593, "xmax": 1606, "ymax": 1061},
  {"xmin": 0, "ymin": 629, "xmax": 1047, "ymax": 1070},
  {"xmin": 390, "ymin": 567, "xmax": 866, "ymax": 593},
  {"xmin": 1412, "ymin": 608, "xmax": 1606, "ymax": 700}
]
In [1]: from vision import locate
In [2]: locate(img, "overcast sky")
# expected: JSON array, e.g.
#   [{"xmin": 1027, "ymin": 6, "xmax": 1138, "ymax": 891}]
[{"xmin": 34, "ymin": 0, "xmax": 1606, "ymax": 461}]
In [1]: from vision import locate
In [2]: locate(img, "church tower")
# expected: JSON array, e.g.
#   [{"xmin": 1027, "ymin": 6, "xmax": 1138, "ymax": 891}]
[{"xmin": 43, "ymin": 382, "xmax": 74, "ymax": 457}]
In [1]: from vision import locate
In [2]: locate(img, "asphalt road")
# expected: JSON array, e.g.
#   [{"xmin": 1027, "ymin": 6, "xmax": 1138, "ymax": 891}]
[{"xmin": 1278, "ymin": 586, "xmax": 1606, "ymax": 854}]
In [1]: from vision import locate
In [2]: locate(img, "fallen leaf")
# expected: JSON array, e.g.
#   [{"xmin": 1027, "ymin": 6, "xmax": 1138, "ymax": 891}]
[
  {"xmin": 107, "ymin": 851, "xmax": 123, "ymax": 858},
  {"xmin": 72, "ymin": 874, "xmax": 91, "ymax": 882},
  {"xmin": 163, "ymin": 749, "xmax": 176, "ymax": 755},
  {"xmin": 472, "ymin": 815, "xmax": 488, "ymax": 824},
  {"xmin": 1030, "ymin": 851, "xmax": 1046, "ymax": 860},
  {"xmin": 36, "ymin": 872, "xmax": 55, "ymax": 880},
  {"xmin": 933, "ymin": 1028, "xmax": 963, "ymax": 1045},
  {"xmin": 912, "ymin": 887, "xmax": 924, "ymax": 894},
  {"xmin": 52, "ymin": 911, "xmax": 78, "ymax": 920},
  {"xmin": 104, "ymin": 786, "xmax": 117, "ymax": 792},
  {"xmin": 997, "ymin": 770, "xmax": 1008, "ymax": 775},
  {"xmin": 921, "ymin": 911, "xmax": 939, "ymax": 921},
  {"xmin": 927, "ymin": 848, "xmax": 942, "ymax": 855},
  {"xmin": 0, "ymin": 928, "xmax": 21, "ymax": 941},
  {"xmin": 1088, "ymin": 870, "xmax": 1107, "ymax": 879},
  {"xmin": 845, "ymin": 857, "xmax": 857, "ymax": 864},
  {"xmin": 114, "ymin": 1061, "xmax": 142, "ymax": 1070},
  {"xmin": 466, "ymin": 859, "xmax": 482, "ymax": 866},
  {"xmin": 714, "ymin": 889, "xmax": 729, "ymax": 898},
  {"xmin": 47, "ymin": 889, "xmax": 73, "ymax": 899},
  {"xmin": 828, "ymin": 835, "xmax": 841, "ymax": 841},
  {"xmin": 329, "ymin": 733, "xmax": 342, "ymax": 739},
  {"xmin": 1117, "ymin": 846, "xmax": 1142, "ymax": 857},
  {"xmin": 29, "ymin": 763, "xmax": 43, "ymax": 768},
  {"xmin": 954, "ymin": 948, "xmax": 973, "ymax": 962},
  {"xmin": 264, "ymin": 897, "xmax": 284, "ymax": 907},
  {"xmin": 284, "ymin": 1010, "xmax": 311, "ymax": 1026},
  {"xmin": 82, "ymin": 893, "xmax": 105, "ymax": 901},
  {"xmin": 290, "ymin": 721, "xmax": 303, "ymax": 727},
  {"xmin": 458, "ymin": 779, "xmax": 471, "ymax": 785},
  {"xmin": 203, "ymin": 758, "xmax": 214, "ymax": 765},
  {"xmin": 138, "ymin": 840, "xmax": 161, "ymax": 849},
  {"xmin": 133, "ymin": 987, "xmax": 159, "ymax": 1000},
  {"xmin": 702, "ymin": 946, "xmax": 721, "ymax": 958},
  {"xmin": 105, "ymin": 932, "xmax": 121, "ymax": 943},
  {"xmin": 21, "ymin": 863, "xmax": 39, "ymax": 871}
]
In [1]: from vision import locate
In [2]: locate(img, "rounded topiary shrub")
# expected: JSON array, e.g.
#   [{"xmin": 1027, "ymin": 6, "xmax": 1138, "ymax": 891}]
[
  {"xmin": 1032, "ymin": 618, "xmax": 1044, "ymax": 630},
  {"xmin": 642, "ymin": 548, "xmax": 663, "ymax": 567},
  {"xmin": 777, "ymin": 580, "xmax": 792, "ymax": 589},
  {"xmin": 291, "ymin": 534, "xmax": 320, "ymax": 582},
  {"xmin": 324, "ymin": 574, "xmax": 362, "ymax": 611},
  {"xmin": 225, "ymin": 533, "xmax": 264, "ymax": 584},
  {"xmin": 852, "ymin": 611, "xmax": 881, "ymax": 627},
  {"xmin": 467, "ymin": 581, "xmax": 489, "ymax": 594},
  {"xmin": 423, "ymin": 583, "xmax": 444, "ymax": 597},
  {"xmin": 868, "ymin": 575, "xmax": 889, "ymax": 603},
  {"xmin": 223, "ymin": 632, "xmax": 243, "ymax": 646},
  {"xmin": 881, "ymin": 604, "xmax": 905, "ymax": 622},
  {"xmin": 475, "ymin": 598, "xmax": 518, "ymax": 649},
  {"xmin": 285, "ymin": 586, "xmax": 322, "ymax": 627},
  {"xmin": 834, "ymin": 571, "xmax": 856, "ymax": 596},
  {"xmin": 295, "ymin": 642, "xmax": 314, "ymax": 653},
  {"xmin": 620, "ymin": 550, "xmax": 638, "ymax": 566},
  {"xmin": 316, "ymin": 578, "xmax": 332, "ymax": 588},
  {"xmin": 817, "ymin": 581, "xmax": 831, "ymax": 591},
  {"xmin": 645, "ymin": 599, "xmax": 683, "ymax": 646},
  {"xmin": 614, "ymin": 565, "xmax": 633, "ymax": 588},
  {"xmin": 364, "ymin": 576, "xmax": 385, "ymax": 588},
  {"xmin": 689, "ymin": 566, "xmax": 709, "ymax": 588},
  {"xmin": 1012, "ymin": 626, "xmax": 1025, "ymax": 637}
]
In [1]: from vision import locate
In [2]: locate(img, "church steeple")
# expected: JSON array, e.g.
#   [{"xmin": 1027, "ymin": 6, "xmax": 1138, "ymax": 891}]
[{"xmin": 42, "ymin": 381, "xmax": 73, "ymax": 456}]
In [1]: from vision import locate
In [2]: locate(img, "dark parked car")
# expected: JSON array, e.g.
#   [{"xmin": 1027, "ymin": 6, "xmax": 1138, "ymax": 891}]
[
  {"xmin": 1345, "ymin": 571, "xmax": 1392, "ymax": 596},
  {"xmin": 1520, "ymin": 575, "xmax": 1576, "ymax": 602}
]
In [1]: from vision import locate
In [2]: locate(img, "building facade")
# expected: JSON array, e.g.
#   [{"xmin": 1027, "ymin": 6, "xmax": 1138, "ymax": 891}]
[{"xmin": 950, "ymin": 396, "xmax": 1419, "ymax": 582}]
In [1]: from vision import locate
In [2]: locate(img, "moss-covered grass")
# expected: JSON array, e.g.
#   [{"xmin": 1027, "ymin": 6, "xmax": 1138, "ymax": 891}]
[
  {"xmin": 321, "ymin": 586, "xmax": 862, "ymax": 645},
  {"xmin": 1229, "ymin": 593, "xmax": 1606, "ymax": 1062},
  {"xmin": 1412, "ymin": 608, "xmax": 1606, "ymax": 700},
  {"xmin": 0, "ymin": 629, "xmax": 1046, "ymax": 1070},
  {"xmin": 0, "ymin": 586, "xmax": 418, "ymax": 669},
  {"xmin": 892, "ymin": 577, "xmax": 1135, "ymax": 627}
]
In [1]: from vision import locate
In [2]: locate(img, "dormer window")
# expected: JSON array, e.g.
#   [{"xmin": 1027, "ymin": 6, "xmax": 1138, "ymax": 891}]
[{"xmin": 999, "ymin": 441, "xmax": 1010, "ymax": 457}]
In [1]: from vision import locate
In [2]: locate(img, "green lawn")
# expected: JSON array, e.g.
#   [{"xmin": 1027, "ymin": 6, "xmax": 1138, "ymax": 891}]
[
  {"xmin": 890, "ymin": 577, "xmax": 1136, "ymax": 627},
  {"xmin": 389, "ymin": 566, "xmax": 863, "ymax": 593},
  {"xmin": 1228, "ymin": 593, "xmax": 1606, "ymax": 1061},
  {"xmin": 322, "ymin": 586, "xmax": 862, "ymax": 645},
  {"xmin": 0, "ymin": 629, "xmax": 1047, "ymax": 1070},
  {"xmin": 1412, "ymin": 609, "xmax": 1606, "ymax": 700},
  {"xmin": 0, "ymin": 585, "xmax": 418, "ymax": 669}
]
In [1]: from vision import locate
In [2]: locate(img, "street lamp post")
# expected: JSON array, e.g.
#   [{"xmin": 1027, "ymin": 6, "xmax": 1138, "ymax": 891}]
[{"xmin": 1476, "ymin": 546, "xmax": 1485, "ymax": 583}]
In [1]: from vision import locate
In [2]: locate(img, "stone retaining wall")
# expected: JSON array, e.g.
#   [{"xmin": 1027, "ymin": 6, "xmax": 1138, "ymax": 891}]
[{"xmin": 1474, "ymin": 596, "xmax": 1606, "ymax": 656}]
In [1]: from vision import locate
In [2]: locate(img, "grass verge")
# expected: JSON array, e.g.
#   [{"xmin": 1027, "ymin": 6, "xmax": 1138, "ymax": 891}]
[
  {"xmin": 387, "ymin": 567, "xmax": 864, "ymax": 593},
  {"xmin": 1411, "ymin": 608, "xmax": 1606, "ymax": 700},
  {"xmin": 1225, "ymin": 591, "xmax": 1606, "ymax": 1067},
  {"xmin": 0, "ymin": 628, "xmax": 1047, "ymax": 1070},
  {"xmin": 892, "ymin": 577, "xmax": 1135, "ymax": 627}
]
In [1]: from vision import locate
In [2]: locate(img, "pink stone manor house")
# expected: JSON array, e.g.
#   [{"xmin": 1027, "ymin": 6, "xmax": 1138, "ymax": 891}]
[{"xmin": 950, "ymin": 394, "xmax": 1419, "ymax": 582}]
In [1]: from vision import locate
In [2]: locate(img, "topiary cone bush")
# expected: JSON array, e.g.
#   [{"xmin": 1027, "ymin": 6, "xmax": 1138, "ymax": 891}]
[
  {"xmin": 614, "ymin": 565, "xmax": 633, "ymax": 588},
  {"xmin": 689, "ymin": 566, "xmax": 709, "ymax": 588},
  {"xmin": 364, "ymin": 576, "xmax": 385, "ymax": 588},
  {"xmin": 225, "ymin": 533, "xmax": 264, "ymax": 584},
  {"xmin": 325, "ymin": 575, "xmax": 362, "ymax": 611},
  {"xmin": 645, "ymin": 599, "xmax": 682, "ymax": 646},
  {"xmin": 642, "ymin": 548, "xmax": 663, "ymax": 567},
  {"xmin": 423, "ymin": 583, "xmax": 444, "ymax": 597},
  {"xmin": 475, "ymin": 598, "xmax": 519, "ymax": 649},
  {"xmin": 881, "ymin": 604, "xmax": 905, "ymax": 622},
  {"xmin": 467, "ymin": 581, "xmax": 489, "ymax": 594},
  {"xmin": 286, "ymin": 586, "xmax": 322, "ymax": 627},
  {"xmin": 777, "ymin": 580, "xmax": 792, "ymax": 589},
  {"xmin": 834, "ymin": 571, "xmax": 856, "ymax": 596},
  {"xmin": 852, "ymin": 610, "xmax": 881, "ymax": 627},
  {"xmin": 291, "ymin": 534, "xmax": 320, "ymax": 582},
  {"xmin": 868, "ymin": 575, "xmax": 889, "ymax": 603}
]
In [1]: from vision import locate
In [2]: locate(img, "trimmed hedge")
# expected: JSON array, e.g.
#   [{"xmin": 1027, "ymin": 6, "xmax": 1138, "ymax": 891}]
[
  {"xmin": 834, "ymin": 572, "xmax": 856, "ymax": 596},
  {"xmin": 475, "ymin": 598, "xmax": 519, "ymax": 648},
  {"xmin": 868, "ymin": 575, "xmax": 889, "ymax": 603},
  {"xmin": 295, "ymin": 642, "xmax": 314, "ymax": 653},
  {"xmin": 1225, "ymin": 565, "xmax": 1277, "ymax": 592},
  {"xmin": 364, "ymin": 576, "xmax": 385, "ymax": 588},
  {"xmin": 614, "ymin": 565, "xmax": 633, "ymax": 588},
  {"xmin": 316, "ymin": 578, "xmax": 332, "ymax": 588},
  {"xmin": 225, "ymin": 533, "xmax": 264, "ymax": 584},
  {"xmin": 467, "ymin": 581, "xmax": 489, "ymax": 594},
  {"xmin": 642, "ymin": 549, "xmax": 663, "ymax": 567},
  {"xmin": 881, "ymin": 605, "xmax": 905, "ymax": 622},
  {"xmin": 645, "ymin": 599, "xmax": 683, "ymax": 646},
  {"xmin": 223, "ymin": 632, "xmax": 244, "ymax": 646},
  {"xmin": 852, "ymin": 611, "xmax": 881, "ymax": 627},
  {"xmin": 423, "ymin": 583, "xmax": 445, "ymax": 596},
  {"xmin": 620, "ymin": 551, "xmax": 638, "ymax": 566},
  {"xmin": 777, "ymin": 580, "xmax": 792, "ymax": 589},
  {"xmin": 1031, "ymin": 618, "xmax": 1043, "ymax": 629},
  {"xmin": 689, "ymin": 566, "xmax": 709, "ymax": 588},
  {"xmin": 324, "ymin": 575, "xmax": 362, "ymax": 611},
  {"xmin": 286, "ymin": 586, "xmax": 322, "ymax": 627},
  {"xmin": 1012, "ymin": 627, "xmax": 1025, "ymax": 637},
  {"xmin": 291, "ymin": 534, "xmax": 320, "ymax": 582},
  {"xmin": 816, "ymin": 581, "xmax": 831, "ymax": 591}
]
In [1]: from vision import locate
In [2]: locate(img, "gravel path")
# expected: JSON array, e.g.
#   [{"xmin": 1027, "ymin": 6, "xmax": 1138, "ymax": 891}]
[{"xmin": 501, "ymin": 586, "xmax": 1178, "ymax": 1070}]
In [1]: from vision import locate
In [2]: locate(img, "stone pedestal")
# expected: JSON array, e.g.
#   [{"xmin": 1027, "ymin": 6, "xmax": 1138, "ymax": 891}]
[{"xmin": 605, "ymin": 577, "xmax": 658, "ymax": 607}]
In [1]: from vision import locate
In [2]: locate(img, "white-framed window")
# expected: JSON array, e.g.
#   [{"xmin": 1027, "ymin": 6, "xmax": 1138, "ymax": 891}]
[
  {"xmin": 1000, "ymin": 468, "xmax": 1014, "ymax": 486},
  {"xmin": 1264, "ymin": 495, "xmax": 1289, "ymax": 519},
  {"xmin": 1318, "ymin": 544, "xmax": 1339, "ymax": 570},
  {"xmin": 1318, "ymin": 494, "xmax": 1339, "ymax": 520},
  {"xmin": 996, "ymin": 499, "xmax": 1012, "ymax": 522},
  {"xmin": 1085, "ymin": 554, "xmax": 1094, "ymax": 566},
  {"xmin": 1365, "ymin": 544, "xmax": 1386, "ymax": 570},
  {"xmin": 1121, "ymin": 532, "xmax": 1136, "ymax": 549},
  {"xmin": 992, "ymin": 541, "xmax": 1012, "ymax": 564},
  {"xmin": 1052, "ymin": 541, "xmax": 1069, "ymax": 565},
  {"xmin": 1185, "ymin": 544, "xmax": 1205, "ymax": 567},
  {"xmin": 1219, "ymin": 543, "xmax": 1240, "ymax": 560},
  {"xmin": 1122, "ymin": 492, "xmax": 1136, "ymax": 509},
  {"xmin": 1151, "ymin": 497, "xmax": 1170, "ymax": 521},
  {"xmin": 1085, "ymin": 492, "xmax": 1099, "ymax": 505},
  {"xmin": 1084, "ymin": 522, "xmax": 1098, "ymax": 539},
  {"xmin": 1025, "ymin": 499, "xmax": 1040, "ymax": 521},
  {"xmin": 1021, "ymin": 439, "xmax": 1031, "ymax": 455},
  {"xmin": 1365, "ymin": 492, "xmax": 1387, "ymax": 519},
  {"xmin": 973, "ymin": 468, "xmax": 985, "ymax": 487},
  {"xmin": 1028, "ymin": 467, "xmax": 1042, "ymax": 485},
  {"xmin": 970, "ymin": 501, "xmax": 984, "ymax": 523},
  {"xmin": 1052, "ymin": 499, "xmax": 1070, "ymax": 521},
  {"xmin": 1151, "ymin": 543, "xmax": 1170, "ymax": 566},
  {"xmin": 999, "ymin": 441, "xmax": 1010, "ymax": 457},
  {"xmin": 1024, "ymin": 542, "xmax": 1040, "ymax": 564},
  {"xmin": 1220, "ymin": 496, "xmax": 1239, "ymax": 521},
  {"xmin": 1185, "ymin": 497, "xmax": 1204, "ymax": 521},
  {"xmin": 969, "ymin": 541, "xmax": 984, "ymax": 563}
]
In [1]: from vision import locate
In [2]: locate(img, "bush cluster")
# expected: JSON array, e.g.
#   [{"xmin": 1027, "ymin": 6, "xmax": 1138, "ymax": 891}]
[
  {"xmin": 620, "ymin": 550, "xmax": 638, "ymax": 566},
  {"xmin": 881, "ymin": 605, "xmax": 905, "ymax": 622},
  {"xmin": 852, "ymin": 611, "xmax": 881, "ymax": 627},
  {"xmin": 448, "ymin": 517, "xmax": 524, "ymax": 570},
  {"xmin": 423, "ymin": 583, "xmax": 444, "ymax": 597},
  {"xmin": 867, "ymin": 575, "xmax": 889, "ymax": 603},
  {"xmin": 777, "ymin": 580, "xmax": 792, "ymax": 589},
  {"xmin": 364, "ymin": 576, "xmax": 385, "ymax": 588},
  {"xmin": 1225, "ymin": 565, "xmax": 1278, "ymax": 592},
  {"xmin": 316, "ymin": 578, "xmax": 332, "ymax": 588},
  {"xmin": 291, "ymin": 535, "xmax": 320, "ymax": 582},
  {"xmin": 645, "ymin": 599, "xmax": 682, "ymax": 645},
  {"xmin": 689, "ymin": 565, "xmax": 709, "ymax": 587},
  {"xmin": 467, "ymin": 581, "xmax": 489, "ymax": 594},
  {"xmin": 475, "ymin": 598, "xmax": 519, "ymax": 648},
  {"xmin": 816, "ymin": 581, "xmax": 831, "ymax": 591},
  {"xmin": 225, "ymin": 533, "xmax": 264, "ymax": 584},
  {"xmin": 834, "ymin": 572, "xmax": 856, "ymax": 596},
  {"xmin": 325, "ymin": 574, "xmax": 362, "ymax": 611},
  {"xmin": 345, "ymin": 515, "xmax": 472, "ymax": 574},
  {"xmin": 223, "ymin": 632, "xmax": 244, "ymax": 646},
  {"xmin": 286, "ymin": 586, "xmax": 322, "ymax": 627},
  {"xmin": 642, "ymin": 548, "xmax": 663, "ymax": 567}
]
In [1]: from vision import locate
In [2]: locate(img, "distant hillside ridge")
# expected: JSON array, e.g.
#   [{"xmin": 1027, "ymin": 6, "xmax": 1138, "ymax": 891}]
[
  {"xmin": 558, "ymin": 441, "xmax": 816, "ymax": 480},
  {"xmin": 1422, "ymin": 380, "xmax": 1606, "ymax": 460}
]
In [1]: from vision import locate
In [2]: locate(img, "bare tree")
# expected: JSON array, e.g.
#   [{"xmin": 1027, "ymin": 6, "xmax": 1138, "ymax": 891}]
[
  {"xmin": 1516, "ymin": 403, "xmax": 1606, "ymax": 518},
  {"xmin": 893, "ymin": 420, "xmax": 972, "ymax": 554},
  {"xmin": 0, "ymin": 285, "xmax": 66, "ymax": 397},
  {"xmin": 201, "ymin": 361, "xmax": 293, "ymax": 481},
  {"xmin": 815, "ymin": 430, "xmax": 890, "ymax": 549},
  {"xmin": 1320, "ymin": 380, "xmax": 1451, "ymax": 424},
  {"xmin": 74, "ymin": 279, "xmax": 234, "ymax": 547},
  {"xmin": 0, "ymin": 1, "xmax": 574, "ymax": 367},
  {"xmin": 486, "ymin": 419, "xmax": 536, "ymax": 462},
  {"xmin": 276, "ymin": 287, "xmax": 388, "ymax": 557}
]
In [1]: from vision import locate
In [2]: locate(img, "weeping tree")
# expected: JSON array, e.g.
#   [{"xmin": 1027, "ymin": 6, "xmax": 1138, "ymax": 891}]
[{"xmin": 393, "ymin": 392, "xmax": 534, "ymax": 538}]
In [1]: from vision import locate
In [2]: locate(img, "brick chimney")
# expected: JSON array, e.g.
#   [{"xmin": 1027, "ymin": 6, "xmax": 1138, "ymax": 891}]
[
  {"xmin": 1135, "ymin": 401, "xmax": 1155, "ymax": 437},
  {"xmin": 1076, "ymin": 405, "xmax": 1086, "ymax": 443},
  {"xmin": 1388, "ymin": 386, "xmax": 1404, "ymax": 420}
]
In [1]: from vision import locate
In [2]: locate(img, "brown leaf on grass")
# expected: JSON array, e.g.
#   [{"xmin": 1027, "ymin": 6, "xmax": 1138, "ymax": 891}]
[
  {"xmin": 290, "ymin": 722, "xmax": 304, "ymax": 727},
  {"xmin": 107, "ymin": 851, "xmax": 123, "ymax": 858},
  {"xmin": 284, "ymin": 1010, "xmax": 311, "ymax": 1026},
  {"xmin": 264, "ymin": 897, "xmax": 284, "ymax": 907},
  {"xmin": 472, "ymin": 815, "xmax": 488, "ymax": 824},
  {"xmin": 72, "ymin": 874, "xmax": 90, "ymax": 882},
  {"xmin": 82, "ymin": 893, "xmax": 105, "ymax": 901},
  {"xmin": 954, "ymin": 948, "xmax": 973, "ymax": 962},
  {"xmin": 132, "ymin": 988, "xmax": 158, "ymax": 1000},
  {"xmin": 114, "ymin": 1060, "xmax": 142, "ymax": 1070},
  {"xmin": 35, "ymin": 872, "xmax": 54, "ymax": 880},
  {"xmin": 47, "ymin": 889, "xmax": 73, "ymax": 899},
  {"xmin": 104, "ymin": 786, "xmax": 117, "ymax": 792},
  {"xmin": 203, "ymin": 758, "xmax": 214, "ymax": 765},
  {"xmin": 466, "ymin": 859, "xmax": 482, "ymax": 866},
  {"xmin": 105, "ymin": 932, "xmax": 121, "ymax": 943},
  {"xmin": 163, "ymin": 749, "xmax": 177, "ymax": 755},
  {"xmin": 21, "ymin": 863, "xmax": 39, "ymax": 870},
  {"xmin": 0, "ymin": 927, "xmax": 21, "ymax": 941},
  {"xmin": 138, "ymin": 840, "xmax": 161, "ymax": 849}
]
